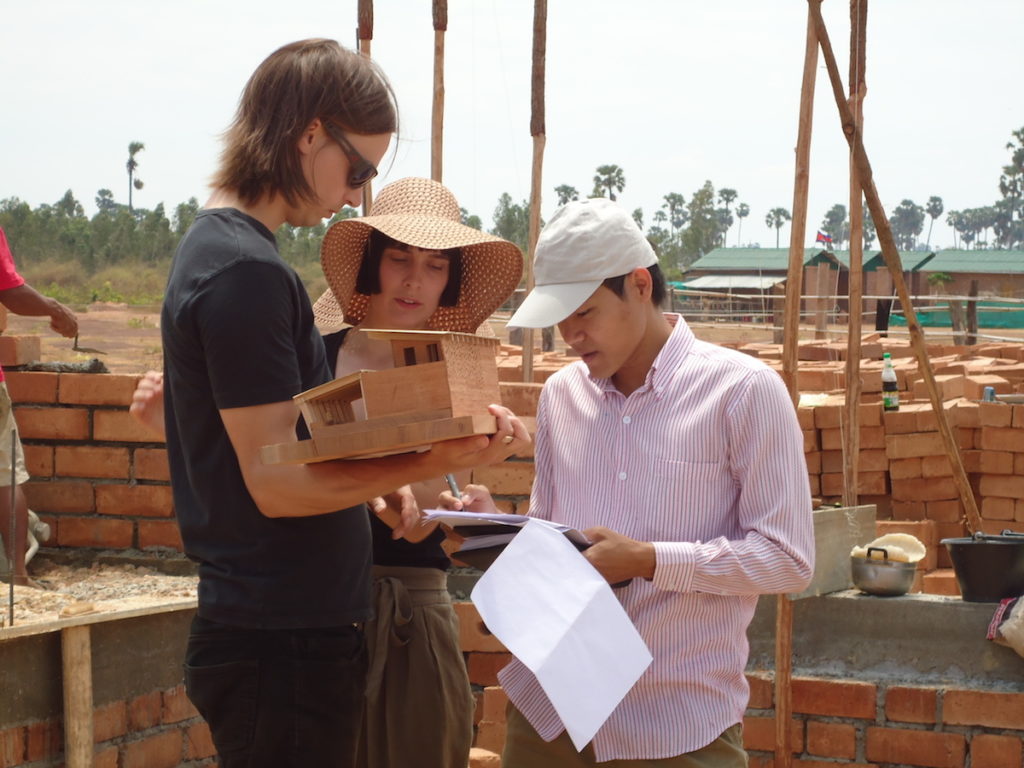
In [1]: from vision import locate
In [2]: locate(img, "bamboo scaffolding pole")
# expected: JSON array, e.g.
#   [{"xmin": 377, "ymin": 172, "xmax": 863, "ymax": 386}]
[
  {"xmin": 808, "ymin": 0, "xmax": 983, "ymax": 533},
  {"xmin": 522, "ymin": 0, "xmax": 547, "ymax": 383},
  {"xmin": 62, "ymin": 625, "xmax": 94, "ymax": 768},
  {"xmin": 776, "ymin": 7, "xmax": 821, "ymax": 767},
  {"xmin": 357, "ymin": 0, "xmax": 374, "ymax": 215},
  {"xmin": 431, "ymin": 0, "xmax": 447, "ymax": 183},
  {"xmin": 842, "ymin": 0, "xmax": 867, "ymax": 508}
]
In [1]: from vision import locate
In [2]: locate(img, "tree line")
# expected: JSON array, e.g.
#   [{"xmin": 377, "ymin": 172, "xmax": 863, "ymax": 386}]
[{"xmin": 0, "ymin": 126, "xmax": 1020, "ymax": 300}]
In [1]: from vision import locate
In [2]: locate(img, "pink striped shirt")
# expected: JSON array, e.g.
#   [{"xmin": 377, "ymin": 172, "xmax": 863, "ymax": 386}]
[{"xmin": 498, "ymin": 315, "xmax": 814, "ymax": 761}]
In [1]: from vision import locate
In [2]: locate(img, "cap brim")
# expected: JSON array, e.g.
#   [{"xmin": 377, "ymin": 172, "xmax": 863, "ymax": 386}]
[{"xmin": 507, "ymin": 281, "xmax": 602, "ymax": 328}]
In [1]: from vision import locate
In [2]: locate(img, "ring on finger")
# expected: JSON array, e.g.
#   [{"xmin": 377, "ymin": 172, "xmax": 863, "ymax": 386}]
[{"xmin": 501, "ymin": 435, "xmax": 515, "ymax": 445}]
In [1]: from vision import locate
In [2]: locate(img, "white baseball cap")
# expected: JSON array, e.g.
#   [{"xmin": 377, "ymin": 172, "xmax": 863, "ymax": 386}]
[{"xmin": 508, "ymin": 198, "xmax": 658, "ymax": 328}]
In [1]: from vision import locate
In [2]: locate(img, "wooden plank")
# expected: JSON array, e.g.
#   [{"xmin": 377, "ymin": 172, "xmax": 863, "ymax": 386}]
[
  {"xmin": 310, "ymin": 408, "xmax": 452, "ymax": 440},
  {"xmin": 259, "ymin": 439, "xmax": 321, "ymax": 466},
  {"xmin": 809, "ymin": 0, "xmax": 983, "ymax": 535},
  {"xmin": 0, "ymin": 598, "xmax": 196, "ymax": 641},
  {"xmin": 361, "ymin": 362, "xmax": 453, "ymax": 416},
  {"xmin": 62, "ymin": 624, "xmax": 93, "ymax": 768}
]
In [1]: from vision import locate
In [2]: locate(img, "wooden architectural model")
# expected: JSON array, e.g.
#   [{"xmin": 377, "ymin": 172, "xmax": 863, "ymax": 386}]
[{"xmin": 261, "ymin": 329, "xmax": 501, "ymax": 464}]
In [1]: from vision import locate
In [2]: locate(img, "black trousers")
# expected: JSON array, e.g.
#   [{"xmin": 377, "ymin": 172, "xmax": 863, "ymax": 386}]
[{"xmin": 184, "ymin": 615, "xmax": 367, "ymax": 768}]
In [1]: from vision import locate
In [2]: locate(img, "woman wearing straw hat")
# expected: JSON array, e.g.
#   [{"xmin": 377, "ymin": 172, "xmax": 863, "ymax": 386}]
[
  {"xmin": 313, "ymin": 176, "xmax": 523, "ymax": 768},
  {"xmin": 133, "ymin": 39, "xmax": 529, "ymax": 768}
]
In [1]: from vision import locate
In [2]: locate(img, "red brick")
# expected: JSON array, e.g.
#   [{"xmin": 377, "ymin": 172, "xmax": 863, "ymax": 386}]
[
  {"xmin": 455, "ymin": 601, "xmax": 506, "ymax": 653},
  {"xmin": 797, "ymin": 407, "xmax": 815, "ymax": 430},
  {"xmin": 14, "ymin": 405, "xmax": 89, "ymax": 440},
  {"xmin": 121, "ymin": 730, "xmax": 183, "ymax": 768},
  {"xmin": 746, "ymin": 673, "xmax": 774, "ymax": 710},
  {"xmin": 979, "ymin": 474, "xmax": 1024, "ymax": 500},
  {"xmin": 135, "ymin": 448, "xmax": 170, "ymax": 482},
  {"xmin": 482, "ymin": 686, "xmax": 508, "ymax": 723},
  {"xmin": 951, "ymin": 399, "xmax": 982, "ymax": 428},
  {"xmin": 802, "ymin": 429, "xmax": 819, "ymax": 452},
  {"xmin": 922, "ymin": 569, "xmax": 960, "ymax": 596},
  {"xmin": 970, "ymin": 733, "xmax": 1022, "ymax": 768},
  {"xmin": 5, "ymin": 371, "xmax": 59, "ymax": 403},
  {"xmin": 884, "ymin": 406, "xmax": 926, "ymax": 434},
  {"xmin": 23, "ymin": 480, "xmax": 95, "ymax": 513},
  {"xmin": 925, "ymin": 500, "xmax": 963, "ymax": 524},
  {"xmin": 920, "ymin": 455, "xmax": 953, "ymax": 477},
  {"xmin": 0, "ymin": 726, "xmax": 25, "ymax": 768},
  {"xmin": 185, "ymin": 722, "xmax": 216, "ymax": 760},
  {"xmin": 978, "ymin": 401, "xmax": 1013, "ymax": 427},
  {"xmin": 56, "ymin": 445, "xmax": 130, "ymax": 479},
  {"xmin": 806, "ymin": 720, "xmax": 856, "ymax": 759},
  {"xmin": 96, "ymin": 484, "xmax": 174, "ymax": 518},
  {"xmin": 128, "ymin": 691, "xmax": 162, "ymax": 732},
  {"xmin": 499, "ymin": 382, "xmax": 543, "ymax": 418},
  {"xmin": 138, "ymin": 520, "xmax": 183, "ymax": 551},
  {"xmin": 475, "ymin": 720, "xmax": 506, "ymax": 754},
  {"xmin": 807, "ymin": 475, "xmax": 820, "ymax": 496},
  {"xmin": 804, "ymin": 451, "xmax": 821, "ymax": 474},
  {"xmin": 466, "ymin": 652, "xmax": 513, "ymax": 686},
  {"xmin": 876, "ymin": 519, "xmax": 937, "ymax": 547},
  {"xmin": 59, "ymin": 373, "xmax": 140, "ymax": 406},
  {"xmin": 821, "ymin": 426, "xmax": 885, "ymax": 450},
  {"xmin": 822, "ymin": 449, "xmax": 888, "ymax": 473},
  {"xmin": 791, "ymin": 677, "xmax": 876, "ymax": 719},
  {"xmin": 93, "ymin": 410, "xmax": 158, "ymax": 443},
  {"xmin": 1016, "ymin": 499, "xmax": 1024, "ymax": 522},
  {"xmin": 58, "ymin": 516, "xmax": 133, "ymax": 548},
  {"xmin": 891, "ymin": 500, "xmax": 927, "ymax": 520},
  {"xmin": 0, "ymin": 335, "xmax": 41, "ymax": 366},
  {"xmin": 889, "ymin": 457, "xmax": 922, "ymax": 480},
  {"xmin": 886, "ymin": 432, "xmax": 947, "ymax": 459},
  {"xmin": 885, "ymin": 686, "xmax": 937, "ymax": 723},
  {"xmin": 162, "ymin": 685, "xmax": 198, "ymax": 724},
  {"xmin": 964, "ymin": 374, "xmax": 1012, "ymax": 400},
  {"xmin": 471, "ymin": 462, "xmax": 533, "ymax": 496},
  {"xmin": 22, "ymin": 444, "xmax": 53, "ymax": 478},
  {"xmin": 892, "ymin": 477, "xmax": 959, "ymax": 502},
  {"xmin": 93, "ymin": 700, "xmax": 128, "ymax": 742},
  {"xmin": 980, "ymin": 426, "xmax": 1024, "ymax": 453},
  {"xmin": 982, "ymin": 497, "xmax": 1016, "ymax": 521},
  {"xmin": 820, "ymin": 471, "xmax": 887, "ymax": 496},
  {"xmin": 943, "ymin": 689, "xmax": 1024, "ymax": 729},
  {"xmin": 741, "ymin": 715, "xmax": 803, "ymax": 753},
  {"xmin": 94, "ymin": 745, "xmax": 119, "ymax": 768},
  {"xmin": 24, "ymin": 719, "xmax": 61, "ymax": 762},
  {"xmin": 794, "ymin": 761, "xmax": 874, "ymax": 768},
  {"xmin": 866, "ymin": 726, "xmax": 964, "ymax": 768}
]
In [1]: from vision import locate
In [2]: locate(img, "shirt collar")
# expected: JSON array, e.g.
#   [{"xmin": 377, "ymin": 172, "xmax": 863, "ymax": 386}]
[{"xmin": 589, "ymin": 313, "xmax": 695, "ymax": 398}]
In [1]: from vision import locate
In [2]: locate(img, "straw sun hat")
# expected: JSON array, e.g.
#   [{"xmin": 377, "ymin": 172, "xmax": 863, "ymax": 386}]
[{"xmin": 313, "ymin": 177, "xmax": 524, "ymax": 334}]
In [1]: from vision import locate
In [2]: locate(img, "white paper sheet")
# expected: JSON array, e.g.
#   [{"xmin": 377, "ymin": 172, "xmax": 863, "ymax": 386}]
[{"xmin": 471, "ymin": 519, "xmax": 652, "ymax": 751}]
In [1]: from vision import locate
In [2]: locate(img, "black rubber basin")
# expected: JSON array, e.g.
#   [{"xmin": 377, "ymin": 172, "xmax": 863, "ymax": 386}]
[{"xmin": 941, "ymin": 530, "xmax": 1024, "ymax": 602}]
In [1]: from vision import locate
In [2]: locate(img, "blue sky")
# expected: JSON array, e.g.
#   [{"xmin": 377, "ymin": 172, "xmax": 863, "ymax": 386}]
[{"xmin": 2, "ymin": 0, "xmax": 1021, "ymax": 249}]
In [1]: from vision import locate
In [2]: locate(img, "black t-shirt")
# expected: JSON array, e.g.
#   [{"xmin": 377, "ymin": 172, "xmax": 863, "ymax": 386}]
[
  {"xmin": 161, "ymin": 209, "xmax": 371, "ymax": 628},
  {"xmin": 323, "ymin": 329, "xmax": 450, "ymax": 571}
]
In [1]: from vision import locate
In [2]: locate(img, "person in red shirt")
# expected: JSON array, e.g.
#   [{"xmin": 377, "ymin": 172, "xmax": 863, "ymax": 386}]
[{"xmin": 0, "ymin": 226, "xmax": 78, "ymax": 586}]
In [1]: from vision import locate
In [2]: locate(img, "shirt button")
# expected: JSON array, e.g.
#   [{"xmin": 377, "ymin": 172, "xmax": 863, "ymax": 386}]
[
  {"xmin": 622, "ymin": 416, "xmax": 632, "ymax": 424},
  {"xmin": 618, "ymin": 472, "xmax": 627, "ymax": 481}
]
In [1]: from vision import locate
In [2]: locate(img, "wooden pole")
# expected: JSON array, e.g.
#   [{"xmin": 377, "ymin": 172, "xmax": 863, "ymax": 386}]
[
  {"xmin": 842, "ymin": 0, "xmax": 867, "ymax": 508},
  {"xmin": 357, "ymin": 0, "xmax": 374, "ymax": 215},
  {"xmin": 808, "ymin": 0, "xmax": 983, "ymax": 534},
  {"xmin": 62, "ymin": 625, "xmax": 94, "ymax": 768},
  {"xmin": 776, "ymin": 8, "xmax": 820, "ymax": 767},
  {"xmin": 522, "ymin": 0, "xmax": 547, "ymax": 384},
  {"xmin": 431, "ymin": 0, "xmax": 447, "ymax": 183}
]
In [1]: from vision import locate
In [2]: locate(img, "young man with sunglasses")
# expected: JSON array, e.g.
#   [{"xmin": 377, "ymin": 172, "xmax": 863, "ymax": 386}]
[
  {"xmin": 154, "ymin": 39, "xmax": 528, "ymax": 768},
  {"xmin": 443, "ymin": 198, "xmax": 814, "ymax": 768}
]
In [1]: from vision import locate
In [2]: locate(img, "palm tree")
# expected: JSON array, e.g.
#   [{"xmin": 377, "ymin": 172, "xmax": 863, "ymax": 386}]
[
  {"xmin": 127, "ymin": 141, "xmax": 145, "ymax": 212},
  {"xmin": 717, "ymin": 188, "xmax": 737, "ymax": 245},
  {"xmin": 592, "ymin": 165, "xmax": 625, "ymax": 201},
  {"xmin": 765, "ymin": 207, "xmax": 791, "ymax": 248},
  {"xmin": 925, "ymin": 196, "xmax": 944, "ymax": 249},
  {"xmin": 632, "ymin": 208, "xmax": 644, "ymax": 230},
  {"xmin": 735, "ymin": 203, "xmax": 749, "ymax": 246},
  {"xmin": 662, "ymin": 193, "xmax": 686, "ymax": 233},
  {"xmin": 554, "ymin": 184, "xmax": 579, "ymax": 206}
]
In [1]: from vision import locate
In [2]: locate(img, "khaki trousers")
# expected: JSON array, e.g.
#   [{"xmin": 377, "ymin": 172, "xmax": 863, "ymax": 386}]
[
  {"xmin": 357, "ymin": 566, "xmax": 474, "ymax": 768},
  {"xmin": 502, "ymin": 703, "xmax": 748, "ymax": 768}
]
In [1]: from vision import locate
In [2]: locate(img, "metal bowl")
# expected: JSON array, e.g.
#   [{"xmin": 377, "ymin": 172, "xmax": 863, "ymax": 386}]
[{"xmin": 851, "ymin": 547, "xmax": 917, "ymax": 596}]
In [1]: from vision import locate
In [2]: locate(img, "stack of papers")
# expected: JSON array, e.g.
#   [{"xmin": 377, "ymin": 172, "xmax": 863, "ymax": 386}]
[{"xmin": 422, "ymin": 509, "xmax": 591, "ymax": 569}]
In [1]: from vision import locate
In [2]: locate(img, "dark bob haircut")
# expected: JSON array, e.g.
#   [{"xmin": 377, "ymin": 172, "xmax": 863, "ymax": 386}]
[{"xmin": 355, "ymin": 229, "xmax": 463, "ymax": 307}]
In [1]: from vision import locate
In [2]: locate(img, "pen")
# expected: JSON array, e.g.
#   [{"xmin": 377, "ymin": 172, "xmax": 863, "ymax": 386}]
[{"xmin": 444, "ymin": 473, "xmax": 461, "ymax": 500}]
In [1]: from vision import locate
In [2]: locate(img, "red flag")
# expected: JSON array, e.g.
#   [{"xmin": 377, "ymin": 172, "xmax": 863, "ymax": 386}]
[{"xmin": 815, "ymin": 230, "xmax": 833, "ymax": 244}]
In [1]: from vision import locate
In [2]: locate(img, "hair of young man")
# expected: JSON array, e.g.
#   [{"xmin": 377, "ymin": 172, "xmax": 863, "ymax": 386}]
[
  {"xmin": 212, "ymin": 38, "xmax": 398, "ymax": 208},
  {"xmin": 601, "ymin": 264, "xmax": 667, "ymax": 307},
  {"xmin": 355, "ymin": 229, "xmax": 463, "ymax": 307}
]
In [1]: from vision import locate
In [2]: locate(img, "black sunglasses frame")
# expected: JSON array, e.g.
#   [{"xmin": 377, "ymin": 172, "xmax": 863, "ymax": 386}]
[{"xmin": 322, "ymin": 122, "xmax": 379, "ymax": 189}]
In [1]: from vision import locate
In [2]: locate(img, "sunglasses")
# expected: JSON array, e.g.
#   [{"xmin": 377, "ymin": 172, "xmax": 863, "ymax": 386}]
[{"xmin": 323, "ymin": 122, "xmax": 379, "ymax": 189}]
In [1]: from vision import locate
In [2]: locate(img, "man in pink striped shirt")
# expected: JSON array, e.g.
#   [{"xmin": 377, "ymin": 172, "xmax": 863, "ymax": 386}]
[{"xmin": 447, "ymin": 199, "xmax": 815, "ymax": 766}]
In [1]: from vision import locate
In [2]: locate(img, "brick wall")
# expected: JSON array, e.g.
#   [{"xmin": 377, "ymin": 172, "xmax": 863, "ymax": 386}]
[
  {"xmin": 455, "ymin": 602, "xmax": 1024, "ymax": 768},
  {"xmin": 0, "ymin": 685, "xmax": 214, "ymax": 768}
]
